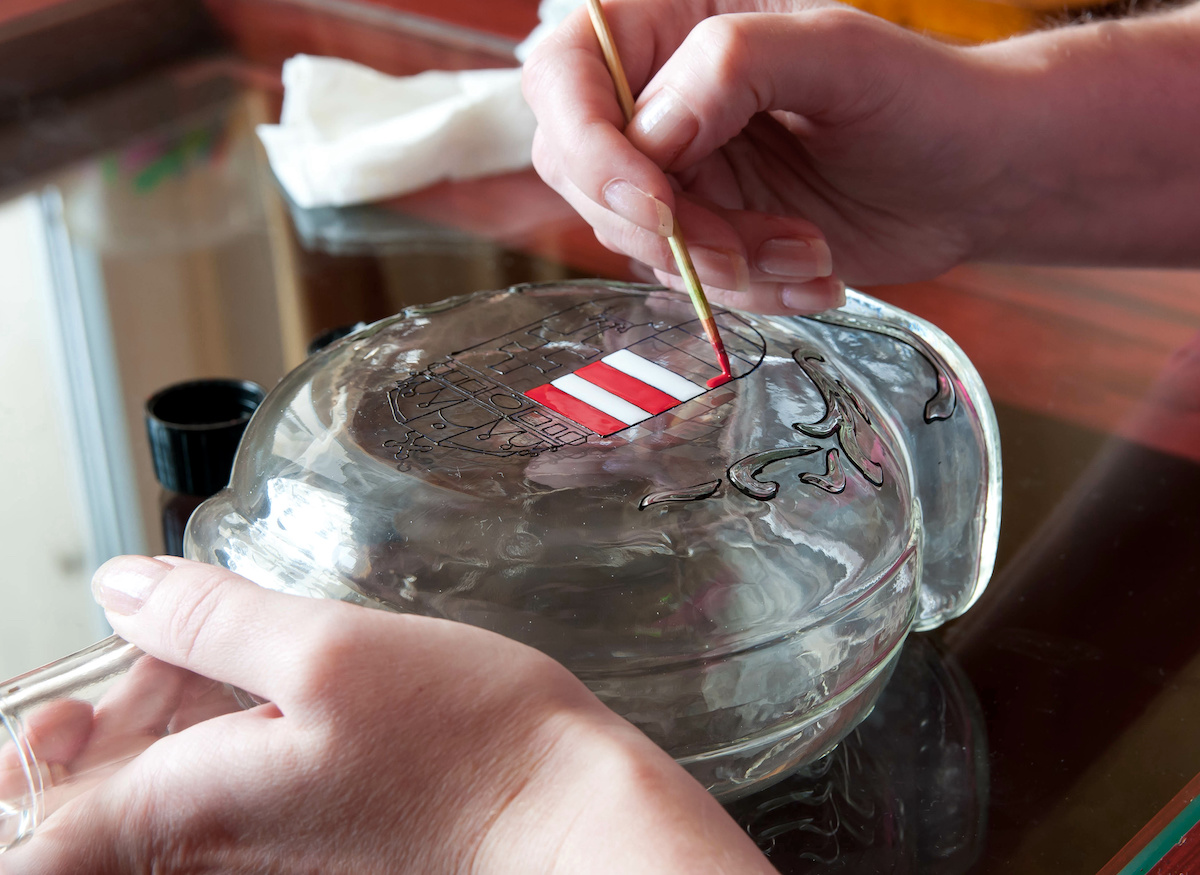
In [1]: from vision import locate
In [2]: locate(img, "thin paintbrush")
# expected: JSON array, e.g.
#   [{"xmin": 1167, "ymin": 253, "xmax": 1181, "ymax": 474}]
[{"xmin": 584, "ymin": 0, "xmax": 733, "ymax": 387}]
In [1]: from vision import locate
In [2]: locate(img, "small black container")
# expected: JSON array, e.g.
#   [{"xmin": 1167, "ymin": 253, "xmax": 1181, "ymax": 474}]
[{"xmin": 145, "ymin": 378, "xmax": 266, "ymax": 497}]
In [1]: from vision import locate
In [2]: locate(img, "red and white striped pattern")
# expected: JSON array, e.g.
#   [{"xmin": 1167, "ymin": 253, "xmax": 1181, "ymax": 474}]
[{"xmin": 524, "ymin": 349, "xmax": 706, "ymax": 436}]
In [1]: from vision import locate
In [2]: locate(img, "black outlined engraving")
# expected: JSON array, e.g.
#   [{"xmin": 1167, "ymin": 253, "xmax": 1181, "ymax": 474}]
[
  {"xmin": 801, "ymin": 449, "xmax": 847, "ymax": 494},
  {"xmin": 728, "ymin": 446, "xmax": 823, "ymax": 500},
  {"xmin": 791, "ymin": 346, "xmax": 884, "ymax": 487},
  {"xmin": 805, "ymin": 309, "xmax": 956, "ymax": 422},
  {"xmin": 638, "ymin": 480, "xmax": 722, "ymax": 510},
  {"xmin": 388, "ymin": 361, "xmax": 588, "ymax": 459}
]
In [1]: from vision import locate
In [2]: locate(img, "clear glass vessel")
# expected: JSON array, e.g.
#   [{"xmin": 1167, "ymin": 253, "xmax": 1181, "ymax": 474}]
[
  {"xmin": 0, "ymin": 639, "xmax": 243, "ymax": 851},
  {"xmin": 1, "ymin": 282, "xmax": 1001, "ymax": 849}
]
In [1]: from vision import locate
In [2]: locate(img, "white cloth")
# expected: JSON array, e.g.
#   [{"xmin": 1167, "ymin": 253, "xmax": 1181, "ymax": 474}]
[
  {"xmin": 257, "ymin": 0, "xmax": 585, "ymax": 208},
  {"xmin": 258, "ymin": 57, "xmax": 536, "ymax": 208}
]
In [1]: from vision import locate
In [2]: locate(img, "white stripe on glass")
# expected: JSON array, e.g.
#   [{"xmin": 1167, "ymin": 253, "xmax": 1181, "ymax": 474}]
[
  {"xmin": 602, "ymin": 349, "xmax": 706, "ymax": 401},
  {"xmin": 550, "ymin": 373, "xmax": 652, "ymax": 425}
]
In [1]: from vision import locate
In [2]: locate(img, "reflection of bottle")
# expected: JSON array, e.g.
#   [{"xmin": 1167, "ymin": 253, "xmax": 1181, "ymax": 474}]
[
  {"xmin": 61, "ymin": 104, "xmax": 265, "ymax": 256},
  {"xmin": 160, "ymin": 492, "xmax": 206, "ymax": 558},
  {"xmin": 0, "ymin": 379, "xmax": 263, "ymax": 851}
]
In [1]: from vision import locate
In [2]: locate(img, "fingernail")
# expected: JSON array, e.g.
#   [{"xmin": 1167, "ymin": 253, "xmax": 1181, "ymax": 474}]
[
  {"xmin": 781, "ymin": 279, "xmax": 846, "ymax": 313},
  {"xmin": 602, "ymin": 180, "xmax": 673, "ymax": 237},
  {"xmin": 92, "ymin": 556, "xmax": 169, "ymax": 615},
  {"xmin": 755, "ymin": 237, "xmax": 833, "ymax": 279},
  {"xmin": 630, "ymin": 88, "xmax": 699, "ymax": 165},
  {"xmin": 830, "ymin": 279, "xmax": 847, "ymax": 308},
  {"xmin": 689, "ymin": 246, "xmax": 750, "ymax": 293}
]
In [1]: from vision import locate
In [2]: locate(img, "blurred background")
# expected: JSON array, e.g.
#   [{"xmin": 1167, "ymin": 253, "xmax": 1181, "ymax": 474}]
[
  {"xmin": 0, "ymin": 0, "xmax": 1158, "ymax": 674},
  {"xmin": 2, "ymin": 1, "xmax": 1199, "ymax": 872}
]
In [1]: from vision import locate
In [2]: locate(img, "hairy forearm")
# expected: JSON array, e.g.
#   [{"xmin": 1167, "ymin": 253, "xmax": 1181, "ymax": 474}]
[{"xmin": 969, "ymin": 3, "xmax": 1200, "ymax": 266}]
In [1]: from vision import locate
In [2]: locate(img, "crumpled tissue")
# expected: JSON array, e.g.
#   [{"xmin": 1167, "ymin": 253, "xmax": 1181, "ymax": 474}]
[
  {"xmin": 257, "ymin": 56, "xmax": 537, "ymax": 208},
  {"xmin": 257, "ymin": 0, "xmax": 587, "ymax": 208}
]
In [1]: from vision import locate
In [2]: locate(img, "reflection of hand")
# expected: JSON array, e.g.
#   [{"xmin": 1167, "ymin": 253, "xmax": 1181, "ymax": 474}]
[
  {"xmin": 1, "ymin": 699, "xmax": 95, "ymax": 804},
  {"xmin": 3, "ymin": 557, "xmax": 776, "ymax": 874}
]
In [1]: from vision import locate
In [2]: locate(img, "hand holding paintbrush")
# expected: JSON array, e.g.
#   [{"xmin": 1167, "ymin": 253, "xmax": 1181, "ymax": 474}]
[
  {"xmin": 524, "ymin": 2, "xmax": 871, "ymax": 316},
  {"xmin": 584, "ymin": 0, "xmax": 733, "ymax": 386}
]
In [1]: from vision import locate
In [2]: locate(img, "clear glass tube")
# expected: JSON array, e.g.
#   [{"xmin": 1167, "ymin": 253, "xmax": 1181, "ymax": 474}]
[{"xmin": 0, "ymin": 635, "xmax": 243, "ymax": 852}]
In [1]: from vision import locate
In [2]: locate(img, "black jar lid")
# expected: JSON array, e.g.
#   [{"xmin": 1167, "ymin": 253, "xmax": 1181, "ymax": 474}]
[{"xmin": 145, "ymin": 378, "xmax": 266, "ymax": 496}]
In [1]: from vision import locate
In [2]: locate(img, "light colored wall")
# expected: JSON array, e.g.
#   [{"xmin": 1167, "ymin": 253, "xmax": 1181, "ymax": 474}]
[{"xmin": 0, "ymin": 194, "xmax": 106, "ymax": 679}]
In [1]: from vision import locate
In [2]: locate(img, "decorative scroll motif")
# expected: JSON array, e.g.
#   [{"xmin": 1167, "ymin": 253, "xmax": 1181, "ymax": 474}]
[
  {"xmin": 791, "ymin": 346, "xmax": 884, "ymax": 487},
  {"xmin": 638, "ymin": 480, "xmax": 721, "ymax": 510},
  {"xmin": 728, "ymin": 446, "xmax": 822, "ymax": 500},
  {"xmin": 801, "ymin": 449, "xmax": 847, "ymax": 494},
  {"xmin": 805, "ymin": 309, "xmax": 956, "ymax": 422},
  {"xmin": 662, "ymin": 343, "xmax": 887, "ymax": 504},
  {"xmin": 635, "ymin": 303, "xmax": 954, "ymax": 507}
]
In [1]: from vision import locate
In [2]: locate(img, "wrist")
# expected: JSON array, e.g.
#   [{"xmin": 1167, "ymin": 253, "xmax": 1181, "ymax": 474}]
[
  {"xmin": 475, "ymin": 706, "xmax": 776, "ymax": 874},
  {"xmin": 966, "ymin": 8, "xmax": 1200, "ymax": 266}
]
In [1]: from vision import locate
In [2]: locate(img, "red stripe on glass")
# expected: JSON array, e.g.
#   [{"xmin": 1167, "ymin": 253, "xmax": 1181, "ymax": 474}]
[
  {"xmin": 574, "ymin": 362, "xmax": 679, "ymax": 415},
  {"xmin": 525, "ymin": 384, "xmax": 627, "ymax": 436}
]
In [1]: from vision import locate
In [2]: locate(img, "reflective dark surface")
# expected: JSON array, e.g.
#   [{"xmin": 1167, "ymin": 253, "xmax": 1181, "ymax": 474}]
[
  {"xmin": 727, "ymin": 634, "xmax": 988, "ymax": 874},
  {"xmin": 2, "ymin": 3, "xmax": 1199, "ymax": 872}
]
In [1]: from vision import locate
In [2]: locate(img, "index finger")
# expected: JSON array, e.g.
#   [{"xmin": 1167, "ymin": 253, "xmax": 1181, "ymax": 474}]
[{"xmin": 522, "ymin": 1, "xmax": 693, "ymax": 236}]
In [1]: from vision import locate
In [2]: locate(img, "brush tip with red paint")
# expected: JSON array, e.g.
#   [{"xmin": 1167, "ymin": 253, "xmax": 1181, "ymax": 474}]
[{"xmin": 700, "ymin": 317, "xmax": 734, "ymax": 387}]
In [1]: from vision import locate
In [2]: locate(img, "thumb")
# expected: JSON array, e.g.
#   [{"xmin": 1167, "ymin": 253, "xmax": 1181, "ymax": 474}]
[
  {"xmin": 626, "ymin": 8, "xmax": 934, "ymax": 170},
  {"xmin": 0, "ymin": 557, "xmax": 341, "ymax": 872}
]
